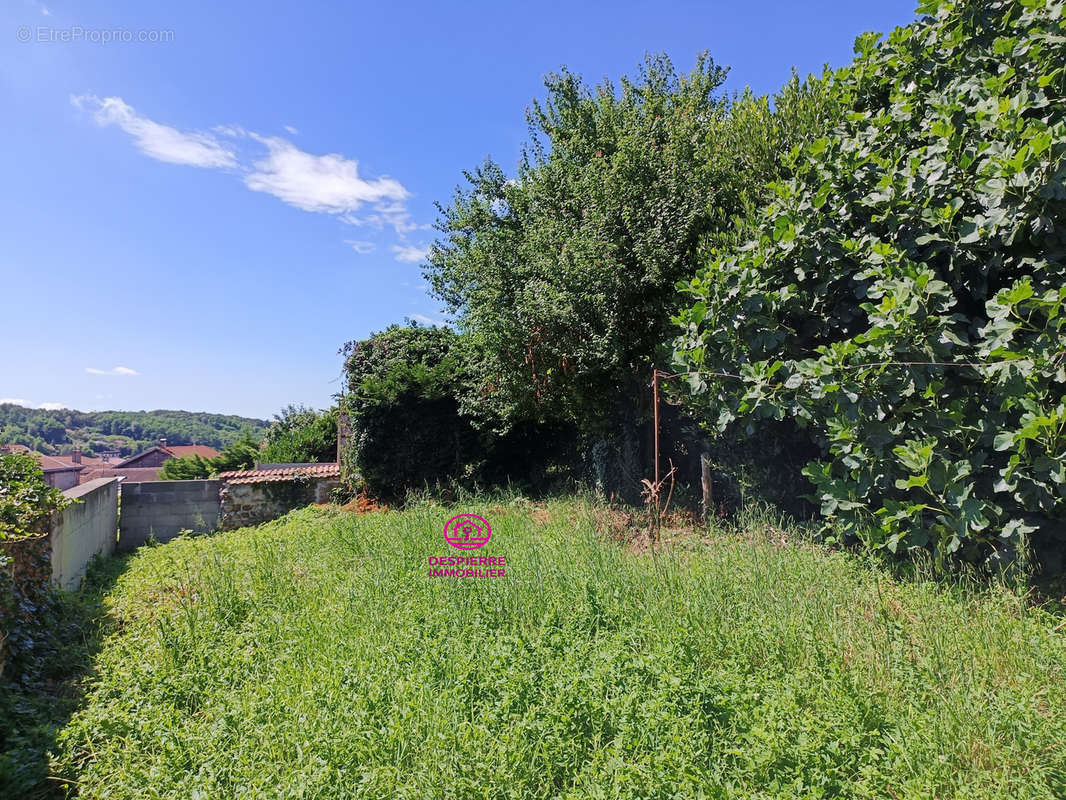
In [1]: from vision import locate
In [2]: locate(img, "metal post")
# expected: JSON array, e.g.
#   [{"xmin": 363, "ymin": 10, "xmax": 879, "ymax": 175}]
[
  {"xmin": 652, "ymin": 369, "xmax": 660, "ymax": 490},
  {"xmin": 701, "ymin": 453, "xmax": 713, "ymax": 524}
]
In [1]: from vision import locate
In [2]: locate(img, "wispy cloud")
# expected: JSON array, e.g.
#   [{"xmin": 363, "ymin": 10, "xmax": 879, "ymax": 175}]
[
  {"xmin": 38, "ymin": 402, "xmax": 66, "ymax": 410},
  {"xmin": 72, "ymin": 95, "xmax": 237, "ymax": 169},
  {"xmin": 212, "ymin": 123, "xmax": 248, "ymax": 138},
  {"xmin": 244, "ymin": 135, "xmax": 408, "ymax": 214},
  {"xmin": 392, "ymin": 244, "xmax": 430, "ymax": 264},
  {"xmin": 86, "ymin": 366, "xmax": 139, "ymax": 376},
  {"xmin": 40, "ymin": 5, "xmax": 53, "ymax": 16},
  {"xmin": 72, "ymin": 96, "xmax": 427, "ymax": 257},
  {"xmin": 342, "ymin": 202, "xmax": 431, "ymax": 238},
  {"xmin": 409, "ymin": 313, "xmax": 445, "ymax": 327},
  {"xmin": 345, "ymin": 240, "xmax": 375, "ymax": 254},
  {"xmin": 0, "ymin": 398, "xmax": 27, "ymax": 406}
]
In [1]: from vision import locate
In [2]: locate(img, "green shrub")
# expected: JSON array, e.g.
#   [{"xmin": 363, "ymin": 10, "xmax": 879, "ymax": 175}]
[
  {"xmin": 0, "ymin": 453, "xmax": 68, "ymax": 542},
  {"xmin": 674, "ymin": 0, "xmax": 1066, "ymax": 562},
  {"xmin": 260, "ymin": 405, "xmax": 338, "ymax": 464},
  {"xmin": 340, "ymin": 325, "xmax": 479, "ymax": 500},
  {"xmin": 158, "ymin": 432, "xmax": 260, "ymax": 480},
  {"xmin": 0, "ymin": 453, "xmax": 69, "ymax": 683}
]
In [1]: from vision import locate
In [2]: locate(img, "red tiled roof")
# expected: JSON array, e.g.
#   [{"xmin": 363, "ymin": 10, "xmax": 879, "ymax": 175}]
[
  {"xmin": 47, "ymin": 454, "xmax": 105, "ymax": 468},
  {"xmin": 218, "ymin": 463, "xmax": 340, "ymax": 485},
  {"xmin": 34, "ymin": 453, "xmax": 85, "ymax": 473},
  {"xmin": 116, "ymin": 444, "xmax": 221, "ymax": 467},
  {"xmin": 79, "ymin": 467, "xmax": 165, "ymax": 483},
  {"xmin": 2, "ymin": 446, "xmax": 110, "ymax": 471},
  {"xmin": 165, "ymin": 445, "xmax": 220, "ymax": 459}
]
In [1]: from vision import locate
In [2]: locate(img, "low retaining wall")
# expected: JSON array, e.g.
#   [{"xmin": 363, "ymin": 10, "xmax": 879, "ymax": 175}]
[
  {"xmin": 51, "ymin": 478, "xmax": 120, "ymax": 590},
  {"xmin": 119, "ymin": 480, "xmax": 221, "ymax": 551},
  {"xmin": 219, "ymin": 477, "xmax": 339, "ymax": 530}
]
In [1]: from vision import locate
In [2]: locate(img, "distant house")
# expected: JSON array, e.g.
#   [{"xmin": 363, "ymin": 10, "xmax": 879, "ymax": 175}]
[
  {"xmin": 114, "ymin": 440, "xmax": 220, "ymax": 470},
  {"xmin": 78, "ymin": 439, "xmax": 220, "ymax": 483},
  {"xmin": 0, "ymin": 439, "xmax": 222, "ymax": 485},
  {"xmin": 32, "ymin": 452, "xmax": 84, "ymax": 490},
  {"xmin": 0, "ymin": 443, "xmax": 102, "ymax": 489}
]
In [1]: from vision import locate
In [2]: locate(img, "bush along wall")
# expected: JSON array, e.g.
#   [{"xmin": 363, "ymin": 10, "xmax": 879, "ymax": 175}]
[
  {"xmin": 340, "ymin": 325, "xmax": 482, "ymax": 501},
  {"xmin": 0, "ymin": 453, "xmax": 68, "ymax": 678},
  {"xmin": 674, "ymin": 0, "xmax": 1066, "ymax": 566}
]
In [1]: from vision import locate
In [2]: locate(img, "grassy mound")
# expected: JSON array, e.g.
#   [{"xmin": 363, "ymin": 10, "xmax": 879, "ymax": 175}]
[{"xmin": 55, "ymin": 500, "xmax": 1065, "ymax": 798}]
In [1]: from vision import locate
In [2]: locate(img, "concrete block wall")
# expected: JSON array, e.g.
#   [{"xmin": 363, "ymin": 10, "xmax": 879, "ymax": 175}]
[
  {"xmin": 51, "ymin": 477, "xmax": 120, "ymax": 590},
  {"xmin": 119, "ymin": 480, "xmax": 220, "ymax": 551}
]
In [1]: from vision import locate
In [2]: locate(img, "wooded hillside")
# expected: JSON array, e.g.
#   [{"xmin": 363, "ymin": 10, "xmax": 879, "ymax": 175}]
[{"xmin": 0, "ymin": 404, "xmax": 268, "ymax": 457}]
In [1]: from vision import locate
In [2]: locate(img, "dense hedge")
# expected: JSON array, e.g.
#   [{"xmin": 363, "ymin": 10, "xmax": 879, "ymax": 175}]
[
  {"xmin": 340, "ymin": 326, "xmax": 479, "ymax": 500},
  {"xmin": 0, "ymin": 453, "xmax": 68, "ymax": 677},
  {"xmin": 340, "ymin": 326, "xmax": 580, "ymax": 501},
  {"xmin": 674, "ymin": 0, "xmax": 1066, "ymax": 562}
]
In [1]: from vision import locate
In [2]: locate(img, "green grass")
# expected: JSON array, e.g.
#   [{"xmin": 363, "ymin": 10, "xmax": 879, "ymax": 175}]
[
  {"xmin": 0, "ymin": 554, "xmax": 125, "ymax": 799},
  {"xmin": 52, "ymin": 498, "xmax": 1065, "ymax": 799}
]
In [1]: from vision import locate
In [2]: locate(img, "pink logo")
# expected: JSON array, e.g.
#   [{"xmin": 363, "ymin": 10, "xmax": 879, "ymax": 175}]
[{"xmin": 444, "ymin": 514, "xmax": 491, "ymax": 550}]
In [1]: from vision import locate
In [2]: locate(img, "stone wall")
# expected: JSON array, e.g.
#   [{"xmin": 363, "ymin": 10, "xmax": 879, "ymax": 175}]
[
  {"xmin": 219, "ymin": 477, "xmax": 340, "ymax": 530},
  {"xmin": 51, "ymin": 478, "xmax": 120, "ymax": 590},
  {"xmin": 118, "ymin": 480, "xmax": 221, "ymax": 551}
]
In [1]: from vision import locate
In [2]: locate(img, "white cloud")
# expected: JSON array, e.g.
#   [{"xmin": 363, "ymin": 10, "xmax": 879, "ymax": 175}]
[
  {"xmin": 345, "ymin": 239, "xmax": 375, "ymax": 254},
  {"xmin": 38, "ymin": 402, "xmax": 66, "ymax": 410},
  {"xmin": 73, "ymin": 96, "xmax": 429, "ymax": 257},
  {"xmin": 86, "ymin": 366, "xmax": 139, "ymax": 376},
  {"xmin": 409, "ymin": 313, "xmax": 444, "ymax": 327},
  {"xmin": 213, "ymin": 123, "xmax": 248, "ymax": 138},
  {"xmin": 342, "ymin": 202, "xmax": 431, "ymax": 238},
  {"xmin": 245, "ymin": 135, "xmax": 408, "ymax": 214},
  {"xmin": 41, "ymin": 5, "xmax": 53, "ymax": 16},
  {"xmin": 0, "ymin": 398, "xmax": 27, "ymax": 406},
  {"xmin": 392, "ymin": 244, "xmax": 430, "ymax": 263},
  {"xmin": 72, "ymin": 95, "xmax": 236, "ymax": 169}
]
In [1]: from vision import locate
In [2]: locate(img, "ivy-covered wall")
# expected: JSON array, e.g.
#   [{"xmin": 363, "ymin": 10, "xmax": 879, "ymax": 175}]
[{"xmin": 219, "ymin": 478, "xmax": 339, "ymax": 530}]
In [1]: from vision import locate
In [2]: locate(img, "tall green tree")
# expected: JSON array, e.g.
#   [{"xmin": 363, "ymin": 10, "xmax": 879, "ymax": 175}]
[{"xmin": 426, "ymin": 54, "xmax": 837, "ymax": 492}]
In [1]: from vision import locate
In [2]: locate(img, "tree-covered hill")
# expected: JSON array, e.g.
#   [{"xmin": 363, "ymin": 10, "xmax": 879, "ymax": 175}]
[{"xmin": 0, "ymin": 404, "xmax": 268, "ymax": 457}]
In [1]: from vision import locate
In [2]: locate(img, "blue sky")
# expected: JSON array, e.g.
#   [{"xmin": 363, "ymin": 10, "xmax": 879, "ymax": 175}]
[{"xmin": 1, "ymin": 0, "xmax": 917, "ymax": 420}]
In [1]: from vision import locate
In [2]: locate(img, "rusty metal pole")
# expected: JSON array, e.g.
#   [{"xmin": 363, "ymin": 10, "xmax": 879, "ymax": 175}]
[
  {"xmin": 700, "ymin": 452, "xmax": 713, "ymax": 524},
  {"xmin": 652, "ymin": 368, "xmax": 660, "ymax": 490}
]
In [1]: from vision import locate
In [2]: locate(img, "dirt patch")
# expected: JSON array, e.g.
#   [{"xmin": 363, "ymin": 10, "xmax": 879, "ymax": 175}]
[
  {"xmin": 530, "ymin": 507, "xmax": 553, "ymax": 527},
  {"xmin": 340, "ymin": 493, "xmax": 386, "ymax": 514},
  {"xmin": 592, "ymin": 507, "xmax": 687, "ymax": 555}
]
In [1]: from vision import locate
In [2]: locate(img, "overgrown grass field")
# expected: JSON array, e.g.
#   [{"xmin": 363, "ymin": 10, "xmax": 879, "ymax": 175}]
[{"xmin": 55, "ymin": 500, "xmax": 1065, "ymax": 798}]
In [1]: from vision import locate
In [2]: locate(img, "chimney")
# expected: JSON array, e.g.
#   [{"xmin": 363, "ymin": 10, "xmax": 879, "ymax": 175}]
[
  {"xmin": 159, "ymin": 437, "xmax": 167, "ymax": 449},
  {"xmin": 72, "ymin": 447, "xmax": 82, "ymax": 465}
]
